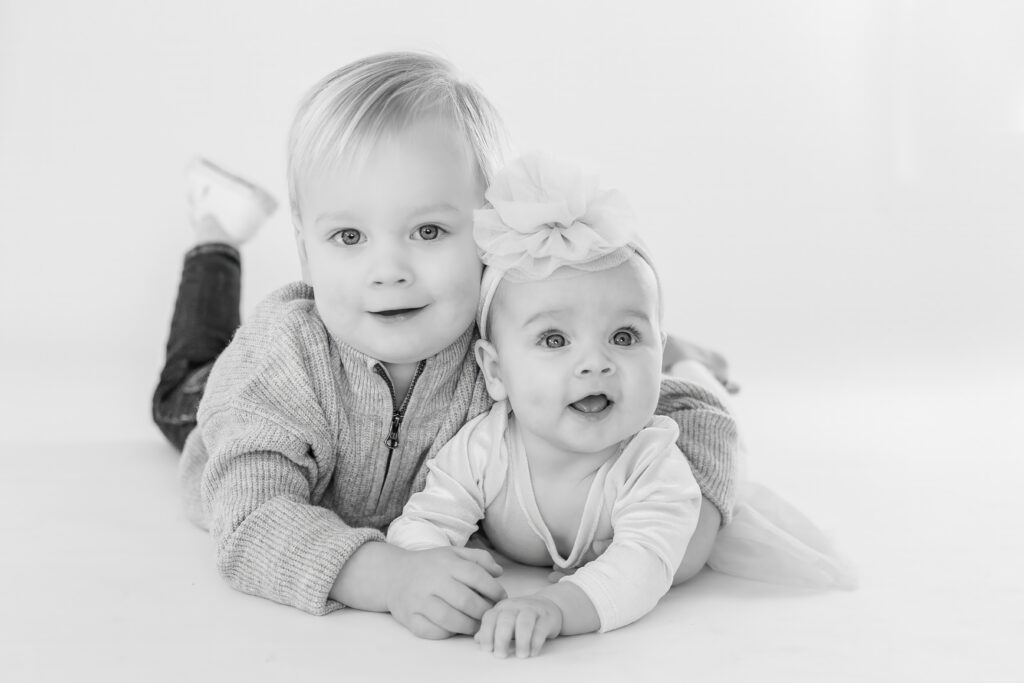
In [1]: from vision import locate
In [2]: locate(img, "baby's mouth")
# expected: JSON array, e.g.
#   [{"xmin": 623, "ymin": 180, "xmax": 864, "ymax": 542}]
[{"xmin": 569, "ymin": 394, "xmax": 613, "ymax": 414}]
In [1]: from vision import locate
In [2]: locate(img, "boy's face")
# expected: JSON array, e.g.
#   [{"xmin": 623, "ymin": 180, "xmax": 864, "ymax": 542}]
[
  {"xmin": 296, "ymin": 124, "xmax": 485, "ymax": 364},
  {"xmin": 477, "ymin": 258, "xmax": 664, "ymax": 457}
]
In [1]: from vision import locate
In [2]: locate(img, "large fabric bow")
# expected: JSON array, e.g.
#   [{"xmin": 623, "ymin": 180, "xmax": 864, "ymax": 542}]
[{"xmin": 473, "ymin": 154, "xmax": 637, "ymax": 281}]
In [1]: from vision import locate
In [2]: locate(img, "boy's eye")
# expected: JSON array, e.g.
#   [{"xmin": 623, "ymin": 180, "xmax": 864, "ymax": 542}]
[
  {"xmin": 540, "ymin": 333, "xmax": 568, "ymax": 349},
  {"xmin": 611, "ymin": 329, "xmax": 638, "ymax": 346},
  {"xmin": 332, "ymin": 229, "xmax": 364, "ymax": 246},
  {"xmin": 414, "ymin": 224, "xmax": 443, "ymax": 241}
]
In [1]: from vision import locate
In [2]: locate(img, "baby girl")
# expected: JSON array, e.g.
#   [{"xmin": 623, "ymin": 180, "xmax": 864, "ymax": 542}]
[{"xmin": 388, "ymin": 154, "xmax": 711, "ymax": 656}]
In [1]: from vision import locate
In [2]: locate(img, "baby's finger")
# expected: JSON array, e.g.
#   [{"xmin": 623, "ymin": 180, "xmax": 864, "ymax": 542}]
[
  {"xmin": 515, "ymin": 611, "xmax": 538, "ymax": 659},
  {"xmin": 492, "ymin": 610, "xmax": 517, "ymax": 659},
  {"xmin": 532, "ymin": 614, "xmax": 557, "ymax": 656},
  {"xmin": 476, "ymin": 608, "xmax": 497, "ymax": 653}
]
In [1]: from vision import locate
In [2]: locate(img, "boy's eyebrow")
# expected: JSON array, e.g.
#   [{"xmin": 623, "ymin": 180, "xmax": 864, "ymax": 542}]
[
  {"xmin": 408, "ymin": 201, "xmax": 460, "ymax": 217},
  {"xmin": 315, "ymin": 210, "xmax": 359, "ymax": 225}
]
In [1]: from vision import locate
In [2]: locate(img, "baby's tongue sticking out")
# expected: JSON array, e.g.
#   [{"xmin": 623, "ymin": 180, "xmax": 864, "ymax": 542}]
[{"xmin": 570, "ymin": 394, "xmax": 610, "ymax": 413}]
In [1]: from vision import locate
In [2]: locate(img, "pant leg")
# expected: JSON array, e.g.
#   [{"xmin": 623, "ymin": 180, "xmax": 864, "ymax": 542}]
[{"xmin": 152, "ymin": 243, "xmax": 241, "ymax": 450}]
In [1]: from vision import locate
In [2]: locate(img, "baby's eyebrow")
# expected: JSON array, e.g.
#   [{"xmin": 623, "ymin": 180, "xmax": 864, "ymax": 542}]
[
  {"xmin": 620, "ymin": 309, "xmax": 654, "ymax": 322},
  {"xmin": 522, "ymin": 309, "xmax": 567, "ymax": 327}
]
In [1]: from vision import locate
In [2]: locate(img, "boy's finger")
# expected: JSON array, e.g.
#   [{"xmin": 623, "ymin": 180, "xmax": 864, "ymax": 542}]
[
  {"xmin": 453, "ymin": 563, "xmax": 507, "ymax": 604},
  {"xmin": 407, "ymin": 613, "xmax": 452, "ymax": 641},
  {"xmin": 454, "ymin": 547, "xmax": 504, "ymax": 576},
  {"xmin": 420, "ymin": 596, "xmax": 478, "ymax": 636},
  {"xmin": 437, "ymin": 580, "xmax": 493, "ymax": 621}
]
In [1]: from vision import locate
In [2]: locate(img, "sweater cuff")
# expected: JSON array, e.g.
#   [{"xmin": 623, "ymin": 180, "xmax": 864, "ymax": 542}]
[
  {"xmin": 217, "ymin": 496, "xmax": 386, "ymax": 616},
  {"xmin": 688, "ymin": 439, "xmax": 737, "ymax": 526},
  {"xmin": 656, "ymin": 378, "xmax": 738, "ymax": 526}
]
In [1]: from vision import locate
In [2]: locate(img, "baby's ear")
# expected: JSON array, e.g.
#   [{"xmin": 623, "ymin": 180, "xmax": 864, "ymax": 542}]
[
  {"xmin": 474, "ymin": 339, "xmax": 507, "ymax": 402},
  {"xmin": 293, "ymin": 224, "xmax": 312, "ymax": 284}
]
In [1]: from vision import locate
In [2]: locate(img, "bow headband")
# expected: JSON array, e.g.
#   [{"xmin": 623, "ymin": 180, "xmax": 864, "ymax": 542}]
[{"xmin": 474, "ymin": 154, "xmax": 657, "ymax": 340}]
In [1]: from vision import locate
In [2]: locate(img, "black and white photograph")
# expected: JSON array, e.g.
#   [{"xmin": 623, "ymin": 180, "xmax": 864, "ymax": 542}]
[{"xmin": 1, "ymin": 1, "xmax": 1021, "ymax": 681}]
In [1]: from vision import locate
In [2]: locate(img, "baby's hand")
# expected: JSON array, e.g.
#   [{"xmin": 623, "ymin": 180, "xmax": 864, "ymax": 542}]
[
  {"xmin": 387, "ymin": 547, "xmax": 506, "ymax": 640},
  {"xmin": 475, "ymin": 596, "xmax": 564, "ymax": 659}
]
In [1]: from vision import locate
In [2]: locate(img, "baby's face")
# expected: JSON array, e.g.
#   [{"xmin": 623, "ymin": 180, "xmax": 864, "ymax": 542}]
[
  {"xmin": 482, "ymin": 257, "xmax": 664, "ymax": 458},
  {"xmin": 295, "ymin": 123, "xmax": 485, "ymax": 364}
]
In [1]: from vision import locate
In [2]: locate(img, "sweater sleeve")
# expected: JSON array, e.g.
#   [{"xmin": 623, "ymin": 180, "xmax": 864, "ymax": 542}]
[
  {"xmin": 386, "ymin": 408, "xmax": 503, "ymax": 550},
  {"xmin": 561, "ymin": 424, "xmax": 702, "ymax": 632},
  {"xmin": 656, "ymin": 377, "xmax": 738, "ymax": 525},
  {"xmin": 200, "ymin": 403, "xmax": 383, "ymax": 617}
]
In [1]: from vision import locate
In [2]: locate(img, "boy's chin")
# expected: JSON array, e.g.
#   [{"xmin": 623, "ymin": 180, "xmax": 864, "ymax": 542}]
[{"xmin": 368, "ymin": 341, "xmax": 452, "ymax": 366}]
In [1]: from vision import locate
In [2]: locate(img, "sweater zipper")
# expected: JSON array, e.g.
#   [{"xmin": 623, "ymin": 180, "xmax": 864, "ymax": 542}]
[{"xmin": 373, "ymin": 361, "xmax": 426, "ymax": 504}]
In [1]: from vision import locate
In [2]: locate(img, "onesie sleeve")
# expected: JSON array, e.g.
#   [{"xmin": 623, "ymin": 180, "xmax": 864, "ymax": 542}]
[
  {"xmin": 656, "ymin": 377, "xmax": 738, "ymax": 524},
  {"xmin": 561, "ymin": 420, "xmax": 702, "ymax": 632},
  {"xmin": 387, "ymin": 406, "xmax": 507, "ymax": 550},
  {"xmin": 200, "ymin": 407, "xmax": 384, "ymax": 616}
]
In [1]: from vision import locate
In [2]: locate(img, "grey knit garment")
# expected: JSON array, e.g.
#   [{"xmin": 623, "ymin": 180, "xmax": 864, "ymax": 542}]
[{"xmin": 179, "ymin": 282, "xmax": 737, "ymax": 616}]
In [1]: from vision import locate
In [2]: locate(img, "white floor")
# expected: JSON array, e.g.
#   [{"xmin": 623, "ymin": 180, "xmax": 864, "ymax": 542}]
[{"xmin": 3, "ymin": 363, "xmax": 1021, "ymax": 682}]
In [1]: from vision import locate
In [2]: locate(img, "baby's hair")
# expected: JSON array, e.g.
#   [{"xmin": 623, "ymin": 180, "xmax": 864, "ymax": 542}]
[{"xmin": 287, "ymin": 51, "xmax": 509, "ymax": 224}]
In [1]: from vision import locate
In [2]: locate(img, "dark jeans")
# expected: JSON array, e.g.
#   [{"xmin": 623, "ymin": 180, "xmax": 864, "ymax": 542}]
[{"xmin": 152, "ymin": 243, "xmax": 241, "ymax": 450}]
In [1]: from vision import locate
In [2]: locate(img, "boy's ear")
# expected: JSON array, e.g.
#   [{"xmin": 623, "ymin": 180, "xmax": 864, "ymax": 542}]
[
  {"xmin": 474, "ymin": 339, "xmax": 507, "ymax": 402},
  {"xmin": 293, "ymin": 224, "xmax": 312, "ymax": 283}
]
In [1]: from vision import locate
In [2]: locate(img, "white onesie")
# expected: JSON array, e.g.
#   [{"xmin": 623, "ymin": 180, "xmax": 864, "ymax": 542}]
[{"xmin": 387, "ymin": 401, "xmax": 702, "ymax": 632}]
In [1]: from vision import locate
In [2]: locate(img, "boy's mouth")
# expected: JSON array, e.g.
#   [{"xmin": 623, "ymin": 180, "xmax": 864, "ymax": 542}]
[
  {"xmin": 370, "ymin": 306, "xmax": 427, "ymax": 320},
  {"xmin": 569, "ymin": 394, "xmax": 613, "ymax": 415}
]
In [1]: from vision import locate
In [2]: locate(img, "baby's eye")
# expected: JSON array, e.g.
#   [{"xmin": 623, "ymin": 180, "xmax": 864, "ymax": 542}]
[
  {"xmin": 540, "ymin": 333, "xmax": 568, "ymax": 349},
  {"xmin": 332, "ymin": 229, "xmax": 364, "ymax": 246},
  {"xmin": 611, "ymin": 328, "xmax": 639, "ymax": 346},
  {"xmin": 414, "ymin": 224, "xmax": 444, "ymax": 241}
]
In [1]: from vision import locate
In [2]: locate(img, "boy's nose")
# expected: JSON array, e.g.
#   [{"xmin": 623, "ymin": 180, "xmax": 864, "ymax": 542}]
[{"xmin": 368, "ymin": 251, "xmax": 413, "ymax": 287}]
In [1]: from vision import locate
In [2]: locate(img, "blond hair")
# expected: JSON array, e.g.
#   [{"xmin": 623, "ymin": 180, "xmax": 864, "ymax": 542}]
[{"xmin": 287, "ymin": 51, "xmax": 508, "ymax": 224}]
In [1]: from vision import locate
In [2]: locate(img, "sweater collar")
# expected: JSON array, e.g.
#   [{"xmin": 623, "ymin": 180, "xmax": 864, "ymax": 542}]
[{"xmin": 328, "ymin": 322, "xmax": 478, "ymax": 384}]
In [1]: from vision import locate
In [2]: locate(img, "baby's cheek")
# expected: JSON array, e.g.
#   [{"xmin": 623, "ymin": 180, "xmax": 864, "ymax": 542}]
[{"xmin": 508, "ymin": 378, "xmax": 553, "ymax": 414}]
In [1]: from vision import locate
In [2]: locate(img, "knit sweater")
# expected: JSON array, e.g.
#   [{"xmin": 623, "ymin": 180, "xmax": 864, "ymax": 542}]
[{"xmin": 179, "ymin": 282, "xmax": 737, "ymax": 615}]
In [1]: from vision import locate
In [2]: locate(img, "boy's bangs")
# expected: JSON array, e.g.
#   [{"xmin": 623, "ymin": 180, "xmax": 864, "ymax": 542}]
[{"xmin": 292, "ymin": 95, "xmax": 469, "ymax": 216}]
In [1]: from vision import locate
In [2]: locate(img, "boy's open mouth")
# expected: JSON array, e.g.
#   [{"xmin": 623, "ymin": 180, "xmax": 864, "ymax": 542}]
[
  {"xmin": 370, "ymin": 306, "xmax": 426, "ymax": 319},
  {"xmin": 569, "ymin": 394, "xmax": 613, "ymax": 414}
]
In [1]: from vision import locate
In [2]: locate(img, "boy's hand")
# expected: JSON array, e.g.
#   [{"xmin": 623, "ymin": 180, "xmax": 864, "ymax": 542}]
[
  {"xmin": 475, "ymin": 596, "xmax": 563, "ymax": 659},
  {"xmin": 386, "ymin": 547, "xmax": 506, "ymax": 640}
]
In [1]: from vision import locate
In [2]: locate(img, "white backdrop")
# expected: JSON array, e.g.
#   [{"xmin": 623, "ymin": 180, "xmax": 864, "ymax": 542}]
[
  {"xmin": 1, "ymin": 0, "xmax": 1022, "ymax": 444},
  {"xmin": 3, "ymin": 4, "xmax": 1024, "ymax": 680}
]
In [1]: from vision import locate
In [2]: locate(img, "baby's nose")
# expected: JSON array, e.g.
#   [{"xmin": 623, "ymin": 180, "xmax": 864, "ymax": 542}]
[{"xmin": 575, "ymin": 349, "xmax": 615, "ymax": 376}]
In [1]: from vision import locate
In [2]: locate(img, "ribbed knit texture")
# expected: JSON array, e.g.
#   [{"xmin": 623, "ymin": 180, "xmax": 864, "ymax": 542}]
[
  {"xmin": 657, "ymin": 377, "xmax": 738, "ymax": 524},
  {"xmin": 179, "ymin": 282, "xmax": 490, "ymax": 615},
  {"xmin": 179, "ymin": 282, "xmax": 737, "ymax": 615}
]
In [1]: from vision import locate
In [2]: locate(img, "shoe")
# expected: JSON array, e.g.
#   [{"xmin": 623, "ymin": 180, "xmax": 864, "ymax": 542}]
[{"xmin": 186, "ymin": 158, "xmax": 279, "ymax": 244}]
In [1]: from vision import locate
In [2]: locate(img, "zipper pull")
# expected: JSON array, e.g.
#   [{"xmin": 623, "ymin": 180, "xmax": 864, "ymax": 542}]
[{"xmin": 385, "ymin": 412, "xmax": 401, "ymax": 449}]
